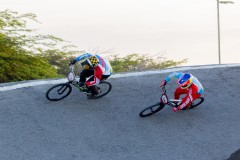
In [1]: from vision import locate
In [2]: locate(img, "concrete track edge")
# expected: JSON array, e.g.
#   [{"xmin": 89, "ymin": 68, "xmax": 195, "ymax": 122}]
[{"xmin": 1, "ymin": 63, "xmax": 240, "ymax": 92}]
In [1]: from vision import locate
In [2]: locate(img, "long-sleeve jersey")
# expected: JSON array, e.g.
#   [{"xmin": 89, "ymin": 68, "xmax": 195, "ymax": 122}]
[
  {"xmin": 164, "ymin": 72, "xmax": 204, "ymax": 110},
  {"xmin": 165, "ymin": 72, "xmax": 204, "ymax": 94},
  {"xmin": 75, "ymin": 53, "xmax": 113, "ymax": 86}
]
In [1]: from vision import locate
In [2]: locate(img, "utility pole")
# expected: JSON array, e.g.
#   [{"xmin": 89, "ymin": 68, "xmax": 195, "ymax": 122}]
[
  {"xmin": 217, "ymin": 0, "xmax": 221, "ymax": 64},
  {"xmin": 217, "ymin": 0, "xmax": 234, "ymax": 64}
]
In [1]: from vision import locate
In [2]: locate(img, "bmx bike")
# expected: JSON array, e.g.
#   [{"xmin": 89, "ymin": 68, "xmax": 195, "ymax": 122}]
[
  {"xmin": 139, "ymin": 85, "xmax": 204, "ymax": 117},
  {"xmin": 46, "ymin": 65, "xmax": 112, "ymax": 101}
]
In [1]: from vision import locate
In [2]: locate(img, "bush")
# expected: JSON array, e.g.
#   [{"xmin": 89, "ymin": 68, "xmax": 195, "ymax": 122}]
[{"xmin": 109, "ymin": 53, "xmax": 187, "ymax": 72}]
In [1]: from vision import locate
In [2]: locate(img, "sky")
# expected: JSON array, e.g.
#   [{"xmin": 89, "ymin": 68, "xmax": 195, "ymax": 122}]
[{"xmin": 1, "ymin": 0, "xmax": 240, "ymax": 66}]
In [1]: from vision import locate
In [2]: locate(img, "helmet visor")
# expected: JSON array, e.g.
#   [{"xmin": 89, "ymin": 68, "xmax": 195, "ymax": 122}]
[
  {"xmin": 180, "ymin": 78, "xmax": 192, "ymax": 89},
  {"xmin": 181, "ymin": 84, "xmax": 189, "ymax": 89}
]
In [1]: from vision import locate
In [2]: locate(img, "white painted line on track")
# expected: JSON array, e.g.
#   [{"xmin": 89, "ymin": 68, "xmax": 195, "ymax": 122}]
[{"xmin": 1, "ymin": 63, "xmax": 240, "ymax": 92}]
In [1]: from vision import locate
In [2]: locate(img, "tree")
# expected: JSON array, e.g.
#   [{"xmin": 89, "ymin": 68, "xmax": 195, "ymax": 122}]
[
  {"xmin": 0, "ymin": 10, "xmax": 187, "ymax": 82},
  {"xmin": 109, "ymin": 53, "xmax": 187, "ymax": 72},
  {"xmin": 0, "ymin": 10, "xmax": 77, "ymax": 82},
  {"xmin": 0, "ymin": 31, "xmax": 60, "ymax": 82}
]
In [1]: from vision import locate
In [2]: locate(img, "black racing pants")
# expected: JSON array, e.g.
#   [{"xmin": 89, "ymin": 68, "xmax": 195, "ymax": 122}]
[
  {"xmin": 79, "ymin": 70, "xmax": 110, "ymax": 95},
  {"xmin": 80, "ymin": 69, "xmax": 110, "ymax": 82},
  {"xmin": 79, "ymin": 69, "xmax": 94, "ymax": 83}
]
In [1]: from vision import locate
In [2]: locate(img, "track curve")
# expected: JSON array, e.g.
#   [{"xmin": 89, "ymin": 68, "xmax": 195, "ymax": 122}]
[{"xmin": 0, "ymin": 65, "xmax": 240, "ymax": 160}]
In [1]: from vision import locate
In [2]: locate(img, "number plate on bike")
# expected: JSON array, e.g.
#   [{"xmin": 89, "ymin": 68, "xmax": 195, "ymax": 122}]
[
  {"xmin": 161, "ymin": 94, "xmax": 168, "ymax": 104},
  {"xmin": 67, "ymin": 72, "xmax": 75, "ymax": 81}
]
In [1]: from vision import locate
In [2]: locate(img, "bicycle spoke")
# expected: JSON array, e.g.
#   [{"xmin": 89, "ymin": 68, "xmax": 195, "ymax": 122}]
[
  {"xmin": 150, "ymin": 107, "xmax": 154, "ymax": 112},
  {"xmin": 57, "ymin": 86, "xmax": 68, "ymax": 94}
]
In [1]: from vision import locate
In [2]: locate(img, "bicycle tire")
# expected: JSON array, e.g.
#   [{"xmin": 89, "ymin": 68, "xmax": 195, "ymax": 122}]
[
  {"xmin": 189, "ymin": 97, "xmax": 204, "ymax": 109},
  {"xmin": 89, "ymin": 81, "xmax": 112, "ymax": 99},
  {"xmin": 46, "ymin": 83, "xmax": 72, "ymax": 101},
  {"xmin": 139, "ymin": 102, "xmax": 164, "ymax": 117}
]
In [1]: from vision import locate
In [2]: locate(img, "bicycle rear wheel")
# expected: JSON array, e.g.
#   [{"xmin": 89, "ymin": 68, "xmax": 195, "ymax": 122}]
[
  {"xmin": 46, "ymin": 83, "xmax": 72, "ymax": 101},
  {"xmin": 89, "ymin": 81, "xmax": 112, "ymax": 99},
  {"xmin": 139, "ymin": 102, "xmax": 164, "ymax": 117},
  {"xmin": 189, "ymin": 97, "xmax": 204, "ymax": 109}
]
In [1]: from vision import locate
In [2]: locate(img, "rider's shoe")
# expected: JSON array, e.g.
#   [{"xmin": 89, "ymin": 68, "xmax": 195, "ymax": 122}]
[
  {"xmin": 172, "ymin": 107, "xmax": 178, "ymax": 112},
  {"xmin": 86, "ymin": 85, "xmax": 101, "ymax": 99},
  {"xmin": 78, "ymin": 82, "xmax": 85, "ymax": 87},
  {"xmin": 86, "ymin": 89, "xmax": 100, "ymax": 99},
  {"xmin": 78, "ymin": 82, "xmax": 85, "ymax": 91}
]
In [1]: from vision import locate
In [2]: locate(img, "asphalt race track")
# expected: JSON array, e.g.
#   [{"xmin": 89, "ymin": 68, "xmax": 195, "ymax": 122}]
[{"xmin": 0, "ymin": 65, "xmax": 240, "ymax": 160}]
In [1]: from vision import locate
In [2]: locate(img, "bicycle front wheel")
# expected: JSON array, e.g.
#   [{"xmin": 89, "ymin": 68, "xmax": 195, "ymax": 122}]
[
  {"xmin": 46, "ymin": 83, "xmax": 72, "ymax": 101},
  {"xmin": 139, "ymin": 102, "xmax": 164, "ymax": 117},
  {"xmin": 189, "ymin": 97, "xmax": 204, "ymax": 109}
]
